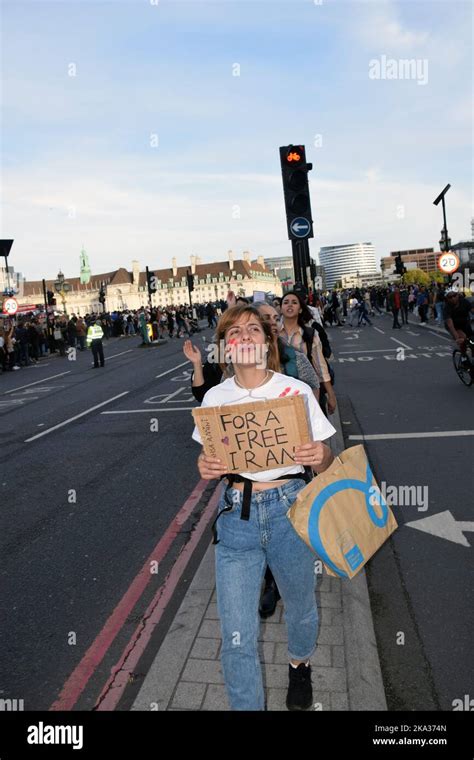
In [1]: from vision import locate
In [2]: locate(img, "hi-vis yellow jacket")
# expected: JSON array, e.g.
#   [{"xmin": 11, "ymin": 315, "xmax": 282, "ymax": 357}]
[{"xmin": 86, "ymin": 324, "xmax": 104, "ymax": 346}]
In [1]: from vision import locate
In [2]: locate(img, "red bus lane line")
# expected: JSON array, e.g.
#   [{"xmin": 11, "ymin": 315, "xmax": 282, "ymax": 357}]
[
  {"xmin": 94, "ymin": 483, "xmax": 221, "ymax": 711},
  {"xmin": 49, "ymin": 477, "xmax": 212, "ymax": 711}
]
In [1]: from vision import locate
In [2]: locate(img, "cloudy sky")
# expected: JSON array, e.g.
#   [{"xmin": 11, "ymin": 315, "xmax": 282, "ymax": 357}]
[{"xmin": 1, "ymin": 0, "xmax": 472, "ymax": 281}]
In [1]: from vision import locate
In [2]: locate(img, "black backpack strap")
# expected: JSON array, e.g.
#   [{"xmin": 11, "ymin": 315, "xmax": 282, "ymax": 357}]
[{"xmin": 302, "ymin": 326, "xmax": 315, "ymax": 361}]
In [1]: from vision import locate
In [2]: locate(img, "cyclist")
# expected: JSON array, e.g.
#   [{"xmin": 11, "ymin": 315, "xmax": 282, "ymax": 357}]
[{"xmin": 444, "ymin": 288, "xmax": 474, "ymax": 366}]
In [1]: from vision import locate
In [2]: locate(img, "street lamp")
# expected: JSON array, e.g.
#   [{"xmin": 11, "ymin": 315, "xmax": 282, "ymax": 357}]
[
  {"xmin": 433, "ymin": 184, "xmax": 451, "ymax": 253},
  {"xmin": 54, "ymin": 270, "xmax": 71, "ymax": 316}
]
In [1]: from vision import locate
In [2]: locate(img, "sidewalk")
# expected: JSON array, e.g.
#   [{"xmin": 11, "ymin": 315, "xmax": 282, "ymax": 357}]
[{"xmin": 132, "ymin": 405, "xmax": 388, "ymax": 712}]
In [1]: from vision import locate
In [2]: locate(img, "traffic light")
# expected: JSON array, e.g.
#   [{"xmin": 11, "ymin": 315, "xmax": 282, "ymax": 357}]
[
  {"xmin": 98, "ymin": 286, "xmax": 106, "ymax": 305},
  {"xmin": 47, "ymin": 290, "xmax": 56, "ymax": 306},
  {"xmin": 394, "ymin": 254, "xmax": 405, "ymax": 275},
  {"xmin": 279, "ymin": 145, "xmax": 314, "ymax": 241},
  {"xmin": 187, "ymin": 270, "xmax": 194, "ymax": 293},
  {"xmin": 439, "ymin": 229, "xmax": 451, "ymax": 252},
  {"xmin": 146, "ymin": 266, "xmax": 157, "ymax": 295}
]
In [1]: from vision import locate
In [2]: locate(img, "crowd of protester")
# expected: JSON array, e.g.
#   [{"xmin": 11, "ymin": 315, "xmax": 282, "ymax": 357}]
[{"xmin": 1, "ymin": 283, "xmax": 471, "ymax": 377}]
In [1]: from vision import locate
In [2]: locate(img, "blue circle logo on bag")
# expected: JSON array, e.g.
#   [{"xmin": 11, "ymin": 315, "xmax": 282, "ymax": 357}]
[{"xmin": 307, "ymin": 462, "xmax": 389, "ymax": 578}]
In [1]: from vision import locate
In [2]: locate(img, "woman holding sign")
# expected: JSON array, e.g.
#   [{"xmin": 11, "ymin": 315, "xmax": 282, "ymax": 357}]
[
  {"xmin": 192, "ymin": 304, "xmax": 335, "ymax": 711},
  {"xmin": 185, "ymin": 302, "xmax": 321, "ymax": 620}
]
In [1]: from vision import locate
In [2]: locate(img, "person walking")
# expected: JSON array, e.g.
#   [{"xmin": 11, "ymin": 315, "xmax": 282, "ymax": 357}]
[
  {"xmin": 417, "ymin": 286, "xmax": 429, "ymax": 325},
  {"xmin": 86, "ymin": 319, "xmax": 105, "ymax": 368},
  {"xmin": 194, "ymin": 304, "xmax": 335, "ymax": 711},
  {"xmin": 75, "ymin": 317, "xmax": 87, "ymax": 350},
  {"xmin": 280, "ymin": 291, "xmax": 337, "ymax": 415},
  {"xmin": 389, "ymin": 286, "xmax": 402, "ymax": 329}
]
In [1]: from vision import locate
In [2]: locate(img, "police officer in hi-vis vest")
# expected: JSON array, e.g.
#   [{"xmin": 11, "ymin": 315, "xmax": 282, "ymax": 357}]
[{"xmin": 86, "ymin": 319, "xmax": 105, "ymax": 368}]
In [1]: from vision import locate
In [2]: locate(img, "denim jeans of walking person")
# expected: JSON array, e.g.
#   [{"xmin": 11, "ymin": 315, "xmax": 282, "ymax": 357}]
[{"xmin": 215, "ymin": 478, "xmax": 318, "ymax": 711}]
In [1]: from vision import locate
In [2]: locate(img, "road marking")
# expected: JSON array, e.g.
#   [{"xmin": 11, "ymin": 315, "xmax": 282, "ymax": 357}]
[
  {"xmin": 155, "ymin": 360, "xmax": 190, "ymax": 379},
  {"xmin": 102, "ymin": 407, "xmax": 196, "ymax": 413},
  {"xmin": 95, "ymin": 483, "xmax": 222, "ymax": 711},
  {"xmin": 406, "ymin": 330, "xmax": 420, "ymax": 336},
  {"xmin": 390, "ymin": 337, "xmax": 412, "ymax": 350},
  {"xmin": 50, "ymin": 478, "xmax": 215, "ymax": 711},
  {"xmin": 3, "ymin": 371, "xmax": 71, "ymax": 395},
  {"xmin": 348, "ymin": 430, "xmax": 474, "ymax": 441},
  {"xmin": 423, "ymin": 329, "xmax": 452, "ymax": 342},
  {"xmin": 107, "ymin": 350, "xmax": 133, "ymax": 360},
  {"xmin": 339, "ymin": 349, "xmax": 398, "ymax": 354},
  {"xmin": 25, "ymin": 391, "xmax": 129, "ymax": 442},
  {"xmin": 405, "ymin": 511, "xmax": 474, "ymax": 547},
  {"xmin": 373, "ymin": 326, "xmax": 385, "ymax": 334}
]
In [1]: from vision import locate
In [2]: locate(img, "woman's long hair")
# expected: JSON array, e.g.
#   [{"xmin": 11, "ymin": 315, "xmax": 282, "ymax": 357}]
[
  {"xmin": 216, "ymin": 304, "xmax": 280, "ymax": 374},
  {"xmin": 281, "ymin": 290, "xmax": 313, "ymax": 329}
]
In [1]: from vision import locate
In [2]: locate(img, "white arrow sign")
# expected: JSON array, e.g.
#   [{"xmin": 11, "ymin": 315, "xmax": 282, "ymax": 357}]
[{"xmin": 405, "ymin": 510, "xmax": 474, "ymax": 547}]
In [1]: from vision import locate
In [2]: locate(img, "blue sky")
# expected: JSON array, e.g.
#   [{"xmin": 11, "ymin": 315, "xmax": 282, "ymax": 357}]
[{"xmin": 1, "ymin": 0, "xmax": 472, "ymax": 280}]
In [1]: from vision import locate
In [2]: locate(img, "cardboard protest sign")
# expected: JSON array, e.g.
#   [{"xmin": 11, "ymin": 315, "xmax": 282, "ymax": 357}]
[
  {"xmin": 287, "ymin": 445, "xmax": 398, "ymax": 579},
  {"xmin": 192, "ymin": 396, "xmax": 310, "ymax": 473}
]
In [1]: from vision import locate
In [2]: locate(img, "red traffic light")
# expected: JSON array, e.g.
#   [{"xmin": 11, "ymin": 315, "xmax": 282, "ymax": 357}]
[{"xmin": 286, "ymin": 149, "xmax": 303, "ymax": 163}]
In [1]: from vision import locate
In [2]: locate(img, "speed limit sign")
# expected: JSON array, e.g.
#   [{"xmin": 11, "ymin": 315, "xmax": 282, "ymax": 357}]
[
  {"xmin": 2, "ymin": 297, "xmax": 18, "ymax": 315},
  {"xmin": 438, "ymin": 253, "xmax": 460, "ymax": 274}
]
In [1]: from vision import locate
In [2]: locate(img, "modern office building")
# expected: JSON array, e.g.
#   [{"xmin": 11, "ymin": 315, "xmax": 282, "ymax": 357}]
[
  {"xmin": 318, "ymin": 243, "xmax": 377, "ymax": 288},
  {"xmin": 381, "ymin": 249, "xmax": 439, "ymax": 274}
]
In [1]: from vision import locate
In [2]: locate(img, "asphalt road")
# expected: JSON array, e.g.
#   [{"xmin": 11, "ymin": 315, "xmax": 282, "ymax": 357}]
[
  {"xmin": 0, "ymin": 314, "xmax": 472, "ymax": 712},
  {"xmin": 0, "ymin": 331, "xmax": 214, "ymax": 710},
  {"xmin": 328, "ymin": 311, "xmax": 473, "ymax": 711}
]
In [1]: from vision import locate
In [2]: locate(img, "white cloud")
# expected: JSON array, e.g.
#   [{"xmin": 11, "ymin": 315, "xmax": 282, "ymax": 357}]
[{"xmin": 3, "ymin": 152, "xmax": 471, "ymax": 280}]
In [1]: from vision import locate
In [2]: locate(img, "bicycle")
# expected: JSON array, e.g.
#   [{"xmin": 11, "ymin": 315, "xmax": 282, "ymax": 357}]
[{"xmin": 452, "ymin": 335, "xmax": 474, "ymax": 387}]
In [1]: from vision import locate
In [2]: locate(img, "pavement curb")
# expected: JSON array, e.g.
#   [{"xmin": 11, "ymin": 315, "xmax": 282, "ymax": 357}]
[{"xmin": 132, "ymin": 404, "xmax": 388, "ymax": 712}]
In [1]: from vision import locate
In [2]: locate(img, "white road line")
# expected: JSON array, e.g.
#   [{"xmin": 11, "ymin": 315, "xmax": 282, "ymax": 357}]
[
  {"xmin": 406, "ymin": 330, "xmax": 420, "ymax": 336},
  {"xmin": 25, "ymin": 391, "xmax": 129, "ymax": 442},
  {"xmin": 102, "ymin": 407, "xmax": 196, "ymax": 414},
  {"xmin": 107, "ymin": 350, "xmax": 133, "ymax": 360},
  {"xmin": 422, "ymin": 329, "xmax": 452, "ymax": 342},
  {"xmin": 373, "ymin": 327, "xmax": 385, "ymax": 335},
  {"xmin": 348, "ymin": 431, "xmax": 474, "ymax": 441},
  {"xmin": 4, "ymin": 371, "xmax": 71, "ymax": 395},
  {"xmin": 155, "ymin": 360, "xmax": 190, "ymax": 379},
  {"xmin": 339, "ymin": 349, "xmax": 398, "ymax": 354},
  {"xmin": 390, "ymin": 337, "xmax": 413, "ymax": 350}
]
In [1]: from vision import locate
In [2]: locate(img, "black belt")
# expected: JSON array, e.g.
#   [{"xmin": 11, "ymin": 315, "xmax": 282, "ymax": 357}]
[{"xmin": 211, "ymin": 469, "xmax": 312, "ymax": 545}]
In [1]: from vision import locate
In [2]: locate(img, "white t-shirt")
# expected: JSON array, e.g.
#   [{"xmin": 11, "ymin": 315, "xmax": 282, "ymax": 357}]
[{"xmin": 192, "ymin": 371, "xmax": 336, "ymax": 482}]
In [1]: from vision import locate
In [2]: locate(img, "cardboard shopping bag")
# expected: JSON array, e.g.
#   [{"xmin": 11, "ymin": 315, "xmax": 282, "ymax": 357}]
[{"xmin": 287, "ymin": 445, "xmax": 398, "ymax": 579}]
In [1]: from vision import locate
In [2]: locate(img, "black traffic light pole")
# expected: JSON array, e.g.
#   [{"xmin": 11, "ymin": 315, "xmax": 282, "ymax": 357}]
[
  {"xmin": 279, "ymin": 145, "xmax": 313, "ymax": 296},
  {"xmin": 186, "ymin": 269, "xmax": 193, "ymax": 308},
  {"xmin": 146, "ymin": 266, "xmax": 154, "ymax": 311},
  {"xmin": 1, "ymin": 240, "xmax": 14, "ymax": 292},
  {"xmin": 42, "ymin": 278, "xmax": 48, "ymax": 314}
]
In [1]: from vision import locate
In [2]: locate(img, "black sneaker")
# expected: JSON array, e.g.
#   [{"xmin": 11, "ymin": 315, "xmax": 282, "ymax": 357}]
[
  {"xmin": 286, "ymin": 663, "xmax": 313, "ymax": 711},
  {"xmin": 259, "ymin": 580, "xmax": 281, "ymax": 619}
]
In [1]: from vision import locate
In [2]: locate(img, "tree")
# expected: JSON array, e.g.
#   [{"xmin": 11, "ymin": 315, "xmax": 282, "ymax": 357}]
[
  {"xmin": 426, "ymin": 270, "xmax": 444, "ymax": 284},
  {"xmin": 402, "ymin": 268, "xmax": 429, "ymax": 286}
]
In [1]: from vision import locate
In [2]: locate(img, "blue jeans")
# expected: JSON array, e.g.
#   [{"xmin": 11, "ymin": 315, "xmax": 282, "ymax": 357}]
[
  {"xmin": 215, "ymin": 478, "xmax": 319, "ymax": 711},
  {"xmin": 435, "ymin": 302, "xmax": 444, "ymax": 324}
]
